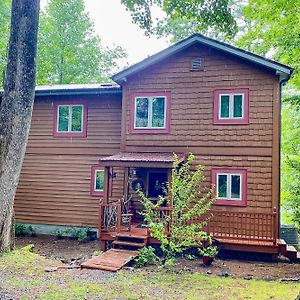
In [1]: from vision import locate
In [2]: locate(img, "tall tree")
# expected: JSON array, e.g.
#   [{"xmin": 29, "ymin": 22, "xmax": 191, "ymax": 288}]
[
  {"xmin": 0, "ymin": 0, "xmax": 40, "ymax": 252},
  {"xmin": 237, "ymin": 0, "xmax": 299, "ymax": 86},
  {"xmin": 37, "ymin": 0, "xmax": 126, "ymax": 85},
  {"xmin": 121, "ymin": 0, "xmax": 238, "ymax": 40},
  {"xmin": 281, "ymin": 101, "xmax": 300, "ymax": 227}
]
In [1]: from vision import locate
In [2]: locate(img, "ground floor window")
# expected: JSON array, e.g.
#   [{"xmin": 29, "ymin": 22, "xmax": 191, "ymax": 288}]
[
  {"xmin": 211, "ymin": 168, "xmax": 247, "ymax": 206},
  {"xmin": 90, "ymin": 166, "xmax": 104, "ymax": 196}
]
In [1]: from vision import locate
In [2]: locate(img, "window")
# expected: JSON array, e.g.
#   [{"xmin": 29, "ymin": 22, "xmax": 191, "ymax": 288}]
[
  {"xmin": 211, "ymin": 168, "xmax": 247, "ymax": 206},
  {"xmin": 90, "ymin": 166, "xmax": 112, "ymax": 197},
  {"xmin": 213, "ymin": 88, "xmax": 249, "ymax": 125},
  {"xmin": 130, "ymin": 92, "xmax": 171, "ymax": 133},
  {"xmin": 53, "ymin": 101, "xmax": 87, "ymax": 137}
]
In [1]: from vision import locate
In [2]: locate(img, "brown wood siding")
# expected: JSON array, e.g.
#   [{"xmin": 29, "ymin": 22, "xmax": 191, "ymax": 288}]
[
  {"xmin": 123, "ymin": 45, "xmax": 277, "ymax": 149},
  {"xmin": 121, "ymin": 44, "xmax": 280, "ymax": 216},
  {"xmin": 14, "ymin": 94, "xmax": 122, "ymax": 227}
]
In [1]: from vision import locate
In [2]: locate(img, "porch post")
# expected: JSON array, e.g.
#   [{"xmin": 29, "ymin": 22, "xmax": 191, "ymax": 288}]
[
  {"xmin": 103, "ymin": 166, "xmax": 109, "ymax": 204},
  {"xmin": 124, "ymin": 167, "xmax": 129, "ymax": 201},
  {"xmin": 167, "ymin": 168, "xmax": 173, "ymax": 208}
]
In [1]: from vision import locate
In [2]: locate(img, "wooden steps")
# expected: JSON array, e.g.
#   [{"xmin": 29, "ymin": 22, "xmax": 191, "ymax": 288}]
[
  {"xmin": 112, "ymin": 240, "xmax": 146, "ymax": 249},
  {"xmin": 81, "ymin": 249, "xmax": 139, "ymax": 272},
  {"xmin": 277, "ymin": 239, "xmax": 300, "ymax": 263},
  {"xmin": 113, "ymin": 231, "xmax": 147, "ymax": 252}
]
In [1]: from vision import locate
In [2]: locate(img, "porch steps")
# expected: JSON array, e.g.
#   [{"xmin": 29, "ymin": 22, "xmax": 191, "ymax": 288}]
[
  {"xmin": 112, "ymin": 240, "xmax": 146, "ymax": 249},
  {"xmin": 81, "ymin": 249, "xmax": 139, "ymax": 272},
  {"xmin": 277, "ymin": 239, "xmax": 300, "ymax": 263}
]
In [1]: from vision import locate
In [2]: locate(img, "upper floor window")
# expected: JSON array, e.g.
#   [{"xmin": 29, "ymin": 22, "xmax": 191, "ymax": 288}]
[
  {"xmin": 211, "ymin": 168, "xmax": 247, "ymax": 207},
  {"xmin": 213, "ymin": 88, "xmax": 249, "ymax": 125},
  {"xmin": 53, "ymin": 101, "xmax": 87, "ymax": 137},
  {"xmin": 130, "ymin": 92, "xmax": 171, "ymax": 134}
]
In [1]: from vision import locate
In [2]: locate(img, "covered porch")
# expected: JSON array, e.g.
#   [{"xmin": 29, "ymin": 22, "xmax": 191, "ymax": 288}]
[
  {"xmin": 97, "ymin": 152, "xmax": 279, "ymax": 254},
  {"xmin": 98, "ymin": 151, "xmax": 184, "ymax": 251}
]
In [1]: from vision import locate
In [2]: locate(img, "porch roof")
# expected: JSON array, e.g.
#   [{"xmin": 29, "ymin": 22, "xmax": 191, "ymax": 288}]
[{"xmin": 100, "ymin": 152, "xmax": 185, "ymax": 168}]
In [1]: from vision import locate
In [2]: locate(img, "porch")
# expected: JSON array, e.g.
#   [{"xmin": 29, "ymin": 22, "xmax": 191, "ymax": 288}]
[
  {"xmin": 98, "ymin": 151, "xmax": 283, "ymax": 255},
  {"xmin": 98, "ymin": 198, "xmax": 279, "ymax": 254}
]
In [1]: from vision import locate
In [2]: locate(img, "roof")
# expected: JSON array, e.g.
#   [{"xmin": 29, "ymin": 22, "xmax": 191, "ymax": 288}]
[
  {"xmin": 100, "ymin": 152, "xmax": 185, "ymax": 168},
  {"xmin": 112, "ymin": 33, "xmax": 293, "ymax": 84},
  {"xmin": 35, "ymin": 83, "xmax": 121, "ymax": 96}
]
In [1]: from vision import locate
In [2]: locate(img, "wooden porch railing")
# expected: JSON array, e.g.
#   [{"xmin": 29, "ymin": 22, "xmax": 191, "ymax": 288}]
[
  {"xmin": 99, "ymin": 199, "xmax": 277, "ymax": 245},
  {"xmin": 204, "ymin": 209, "xmax": 277, "ymax": 245},
  {"xmin": 98, "ymin": 200, "xmax": 132, "ymax": 239}
]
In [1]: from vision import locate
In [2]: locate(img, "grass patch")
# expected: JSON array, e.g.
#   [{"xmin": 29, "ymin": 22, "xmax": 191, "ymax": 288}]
[{"xmin": 0, "ymin": 247, "xmax": 299, "ymax": 300}]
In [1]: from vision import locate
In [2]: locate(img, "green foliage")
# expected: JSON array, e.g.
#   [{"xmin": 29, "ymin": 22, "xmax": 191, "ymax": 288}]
[
  {"xmin": 15, "ymin": 224, "xmax": 36, "ymax": 237},
  {"xmin": 0, "ymin": 0, "xmax": 11, "ymax": 88},
  {"xmin": 198, "ymin": 245, "xmax": 218, "ymax": 258},
  {"xmin": 237, "ymin": 0, "xmax": 299, "ymax": 86},
  {"xmin": 121, "ymin": 0, "xmax": 238, "ymax": 40},
  {"xmin": 0, "ymin": 0, "xmax": 127, "ymax": 86},
  {"xmin": 281, "ymin": 103, "xmax": 300, "ymax": 227},
  {"xmin": 134, "ymin": 246, "xmax": 160, "ymax": 267},
  {"xmin": 37, "ymin": 0, "xmax": 126, "ymax": 85},
  {"xmin": 137, "ymin": 153, "xmax": 215, "ymax": 262},
  {"xmin": 55, "ymin": 227, "xmax": 91, "ymax": 241}
]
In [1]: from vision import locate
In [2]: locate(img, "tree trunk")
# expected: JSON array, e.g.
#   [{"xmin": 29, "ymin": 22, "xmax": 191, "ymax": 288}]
[{"xmin": 0, "ymin": 0, "xmax": 40, "ymax": 252}]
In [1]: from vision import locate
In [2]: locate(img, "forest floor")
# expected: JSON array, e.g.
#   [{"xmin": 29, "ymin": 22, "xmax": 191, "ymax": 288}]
[{"xmin": 0, "ymin": 235, "xmax": 298, "ymax": 300}]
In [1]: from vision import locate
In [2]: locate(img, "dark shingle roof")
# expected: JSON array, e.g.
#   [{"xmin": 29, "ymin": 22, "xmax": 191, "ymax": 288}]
[{"xmin": 35, "ymin": 83, "xmax": 121, "ymax": 96}]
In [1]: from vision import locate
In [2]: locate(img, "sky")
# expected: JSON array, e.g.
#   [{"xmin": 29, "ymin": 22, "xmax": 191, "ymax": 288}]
[{"xmin": 41, "ymin": 0, "xmax": 170, "ymax": 67}]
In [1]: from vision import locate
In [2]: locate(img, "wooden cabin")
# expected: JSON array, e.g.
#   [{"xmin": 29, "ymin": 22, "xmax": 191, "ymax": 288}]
[{"xmin": 14, "ymin": 34, "xmax": 295, "ymax": 257}]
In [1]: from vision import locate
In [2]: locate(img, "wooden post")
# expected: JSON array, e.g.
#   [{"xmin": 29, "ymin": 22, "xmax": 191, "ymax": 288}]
[
  {"xmin": 124, "ymin": 167, "xmax": 129, "ymax": 201},
  {"xmin": 98, "ymin": 199, "xmax": 106, "ymax": 251},
  {"xmin": 117, "ymin": 200, "xmax": 122, "ymax": 233},
  {"xmin": 103, "ymin": 166, "xmax": 109, "ymax": 204}
]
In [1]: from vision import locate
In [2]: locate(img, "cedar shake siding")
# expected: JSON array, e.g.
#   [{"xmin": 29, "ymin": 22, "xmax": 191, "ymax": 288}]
[
  {"xmin": 14, "ymin": 94, "xmax": 123, "ymax": 227},
  {"xmin": 121, "ymin": 44, "xmax": 279, "ymax": 214},
  {"xmin": 123, "ymin": 45, "xmax": 277, "ymax": 149}
]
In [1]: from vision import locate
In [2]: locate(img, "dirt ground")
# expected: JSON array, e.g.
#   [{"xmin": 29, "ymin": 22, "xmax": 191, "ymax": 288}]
[{"xmin": 16, "ymin": 235, "xmax": 300, "ymax": 281}]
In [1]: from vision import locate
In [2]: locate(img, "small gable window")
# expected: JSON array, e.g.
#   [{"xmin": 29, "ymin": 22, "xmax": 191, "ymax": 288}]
[
  {"xmin": 213, "ymin": 88, "xmax": 249, "ymax": 125},
  {"xmin": 130, "ymin": 92, "xmax": 171, "ymax": 133},
  {"xmin": 53, "ymin": 101, "xmax": 87, "ymax": 137},
  {"xmin": 211, "ymin": 168, "xmax": 247, "ymax": 207}
]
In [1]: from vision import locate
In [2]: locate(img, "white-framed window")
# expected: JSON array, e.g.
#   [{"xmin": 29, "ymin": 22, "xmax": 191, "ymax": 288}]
[
  {"xmin": 57, "ymin": 104, "xmax": 84, "ymax": 133},
  {"xmin": 134, "ymin": 96, "xmax": 166, "ymax": 129},
  {"xmin": 216, "ymin": 173, "xmax": 242, "ymax": 200},
  {"xmin": 219, "ymin": 93, "xmax": 244, "ymax": 120},
  {"xmin": 94, "ymin": 169, "xmax": 104, "ymax": 192}
]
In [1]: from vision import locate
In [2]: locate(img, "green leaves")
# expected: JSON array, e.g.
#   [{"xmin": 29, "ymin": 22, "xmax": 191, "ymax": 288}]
[
  {"xmin": 121, "ymin": 0, "xmax": 238, "ymax": 41},
  {"xmin": 37, "ymin": 0, "xmax": 127, "ymax": 85},
  {"xmin": 281, "ymin": 103, "xmax": 300, "ymax": 227},
  {"xmin": 137, "ymin": 153, "xmax": 216, "ymax": 261},
  {"xmin": 238, "ymin": 0, "xmax": 299, "ymax": 86}
]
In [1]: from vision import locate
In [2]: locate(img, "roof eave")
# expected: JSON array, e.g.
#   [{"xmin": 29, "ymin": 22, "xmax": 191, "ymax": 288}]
[
  {"xmin": 112, "ymin": 34, "xmax": 293, "ymax": 84},
  {"xmin": 35, "ymin": 88, "xmax": 122, "ymax": 97}
]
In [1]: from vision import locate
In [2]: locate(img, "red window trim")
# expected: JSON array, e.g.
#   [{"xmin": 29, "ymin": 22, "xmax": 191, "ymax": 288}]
[
  {"xmin": 211, "ymin": 168, "xmax": 247, "ymax": 207},
  {"xmin": 53, "ymin": 100, "xmax": 88, "ymax": 137},
  {"xmin": 129, "ymin": 92, "xmax": 171, "ymax": 134},
  {"xmin": 90, "ymin": 166, "xmax": 113, "ymax": 197},
  {"xmin": 213, "ymin": 88, "xmax": 249, "ymax": 125}
]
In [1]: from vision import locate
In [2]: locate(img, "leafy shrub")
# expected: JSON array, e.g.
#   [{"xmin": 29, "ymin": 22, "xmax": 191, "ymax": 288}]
[
  {"xmin": 134, "ymin": 246, "xmax": 160, "ymax": 267},
  {"xmin": 15, "ymin": 224, "xmax": 27, "ymax": 236},
  {"xmin": 15, "ymin": 224, "xmax": 36, "ymax": 237},
  {"xmin": 198, "ymin": 243, "xmax": 218, "ymax": 258},
  {"xmin": 137, "ymin": 153, "xmax": 216, "ymax": 264}
]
